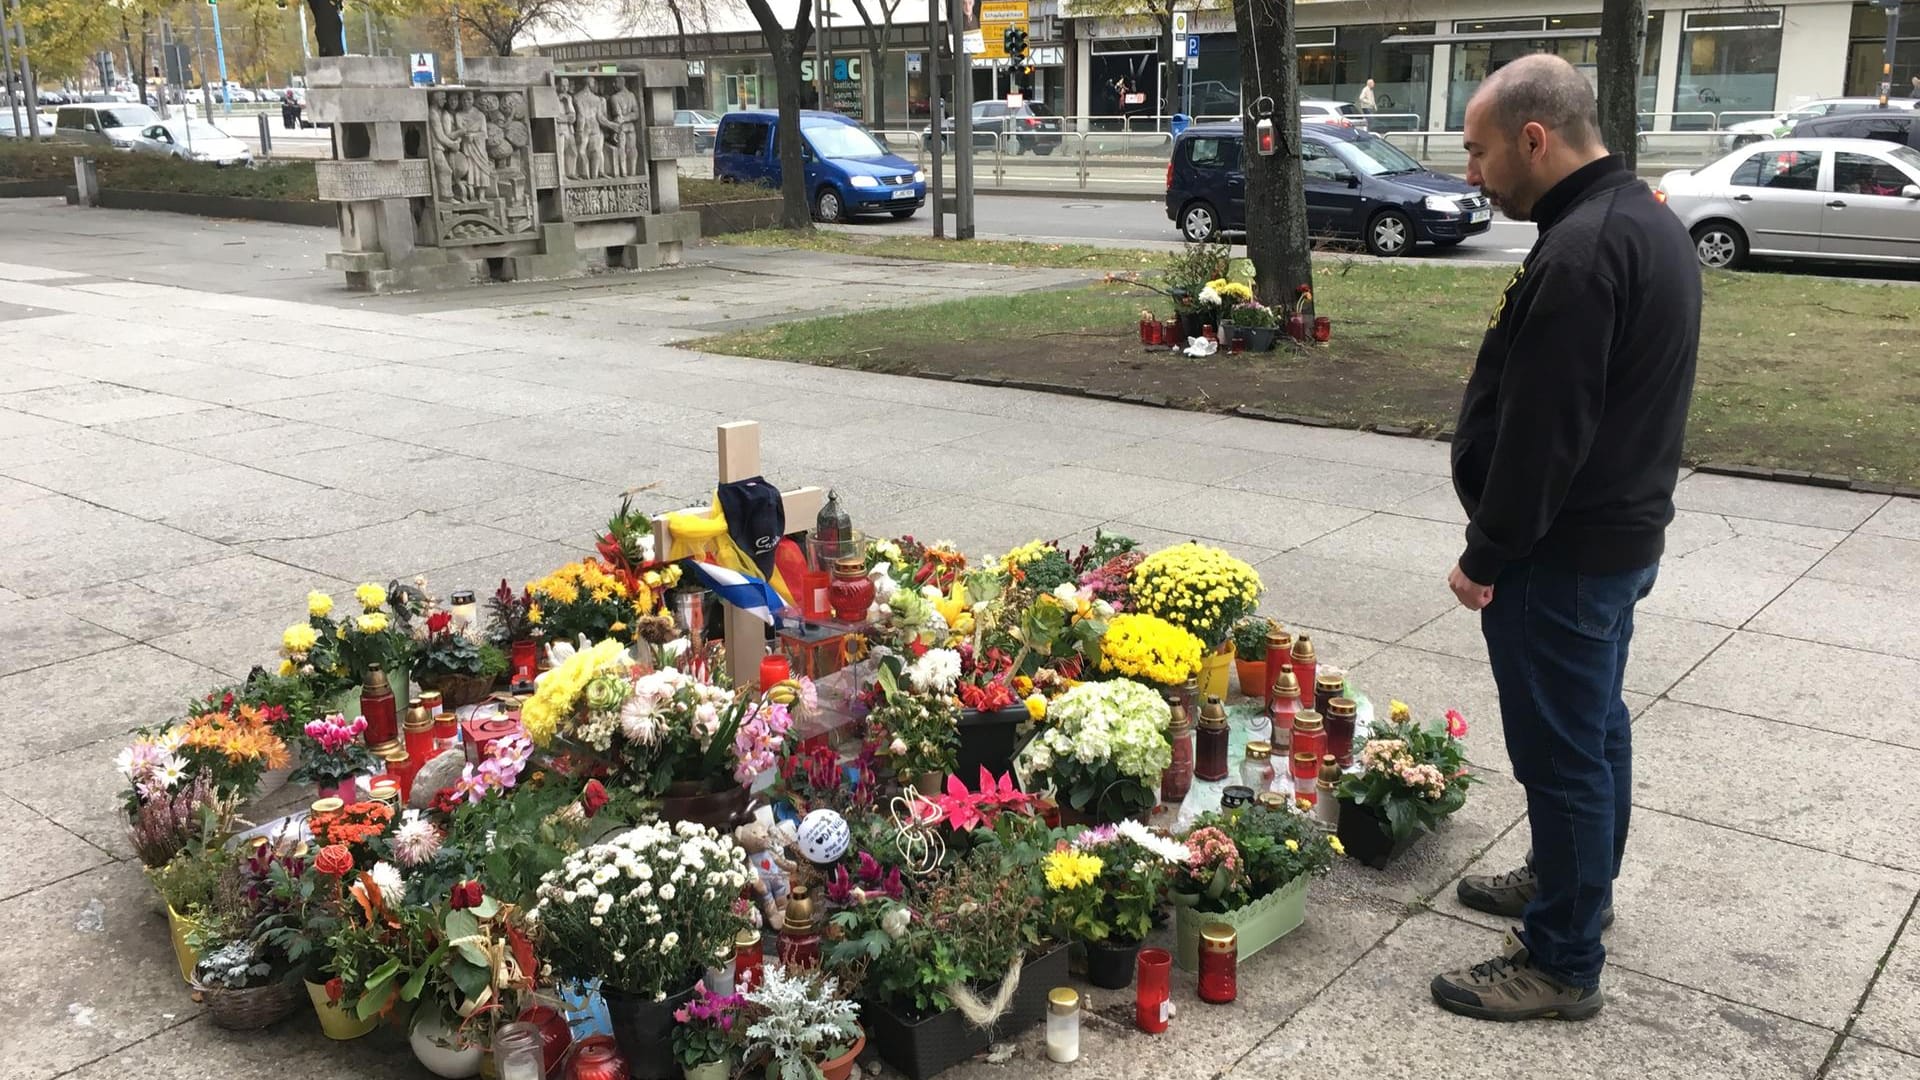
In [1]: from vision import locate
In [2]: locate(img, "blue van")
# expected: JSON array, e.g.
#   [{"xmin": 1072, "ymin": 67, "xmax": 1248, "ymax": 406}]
[
  {"xmin": 1166, "ymin": 122, "xmax": 1492, "ymax": 256},
  {"xmin": 713, "ymin": 110, "xmax": 926, "ymax": 222}
]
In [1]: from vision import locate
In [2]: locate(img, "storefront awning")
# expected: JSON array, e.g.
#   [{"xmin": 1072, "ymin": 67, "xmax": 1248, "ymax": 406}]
[{"xmin": 1381, "ymin": 29, "xmax": 1602, "ymax": 44}]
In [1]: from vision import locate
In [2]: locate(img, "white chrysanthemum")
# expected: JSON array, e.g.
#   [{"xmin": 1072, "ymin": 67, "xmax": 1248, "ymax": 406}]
[
  {"xmin": 392, "ymin": 811, "xmax": 443, "ymax": 867},
  {"xmin": 906, "ymin": 648, "xmax": 963, "ymax": 694},
  {"xmin": 369, "ymin": 861, "xmax": 406, "ymax": 906}
]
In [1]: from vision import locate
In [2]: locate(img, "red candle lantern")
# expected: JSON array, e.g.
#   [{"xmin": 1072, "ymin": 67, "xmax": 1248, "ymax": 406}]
[
  {"xmin": 517, "ymin": 1004, "xmax": 574, "ymax": 1074},
  {"xmin": 1229, "ymin": 334, "xmax": 1246, "ymax": 354},
  {"xmin": 509, "ymin": 638, "xmax": 539, "ymax": 685},
  {"xmin": 1291, "ymin": 750, "xmax": 1319, "ymax": 807},
  {"xmin": 734, "ymin": 927, "xmax": 766, "ymax": 993},
  {"xmin": 1201, "ymin": 324, "xmax": 1216, "ymax": 343},
  {"xmin": 561, "ymin": 1036, "xmax": 626, "ymax": 1080},
  {"xmin": 758, "ymin": 653, "xmax": 793, "ymax": 695},
  {"xmin": 1136, "ymin": 947, "xmax": 1173, "ymax": 1033},
  {"xmin": 1313, "ymin": 316, "xmax": 1332, "ymax": 343},
  {"xmin": 1197, "ymin": 924, "xmax": 1238, "ymax": 1004},
  {"xmin": 1161, "ymin": 319, "xmax": 1179, "ymax": 345},
  {"xmin": 1286, "ymin": 312, "xmax": 1308, "ymax": 342},
  {"xmin": 1139, "ymin": 315, "xmax": 1156, "ymax": 344},
  {"xmin": 827, "ymin": 557, "xmax": 875, "ymax": 623}
]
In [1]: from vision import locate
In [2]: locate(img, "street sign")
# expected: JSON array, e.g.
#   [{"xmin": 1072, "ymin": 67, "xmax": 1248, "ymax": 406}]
[
  {"xmin": 410, "ymin": 52, "xmax": 435, "ymax": 86},
  {"xmin": 907, "ymin": 52, "xmax": 922, "ymax": 74},
  {"xmin": 1187, "ymin": 34, "xmax": 1200, "ymax": 58},
  {"xmin": 978, "ymin": 0, "xmax": 1028, "ymax": 61},
  {"xmin": 1171, "ymin": 10, "xmax": 1188, "ymax": 62}
]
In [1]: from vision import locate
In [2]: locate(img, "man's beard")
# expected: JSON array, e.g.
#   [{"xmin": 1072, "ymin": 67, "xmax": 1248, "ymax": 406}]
[{"xmin": 1484, "ymin": 186, "xmax": 1531, "ymax": 222}]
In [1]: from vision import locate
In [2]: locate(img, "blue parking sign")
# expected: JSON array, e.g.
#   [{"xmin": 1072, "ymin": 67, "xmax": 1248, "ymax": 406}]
[{"xmin": 1186, "ymin": 35, "xmax": 1200, "ymax": 58}]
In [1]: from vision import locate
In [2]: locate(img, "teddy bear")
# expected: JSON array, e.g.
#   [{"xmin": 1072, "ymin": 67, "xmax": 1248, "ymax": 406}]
[{"xmin": 735, "ymin": 816, "xmax": 799, "ymax": 928}]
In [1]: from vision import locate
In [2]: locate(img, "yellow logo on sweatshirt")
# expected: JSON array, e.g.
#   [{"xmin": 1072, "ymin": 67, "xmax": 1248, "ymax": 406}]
[{"xmin": 1487, "ymin": 265, "xmax": 1525, "ymax": 329}]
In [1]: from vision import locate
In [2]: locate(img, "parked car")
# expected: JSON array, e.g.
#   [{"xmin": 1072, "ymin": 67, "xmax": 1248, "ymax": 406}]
[
  {"xmin": 674, "ymin": 108, "xmax": 720, "ymax": 151},
  {"xmin": 53, "ymin": 102, "xmax": 163, "ymax": 148},
  {"xmin": 129, "ymin": 119, "xmax": 253, "ymax": 166},
  {"xmin": 1658, "ymin": 137, "xmax": 1920, "ymax": 268},
  {"xmin": 1166, "ymin": 121, "xmax": 1491, "ymax": 256},
  {"xmin": 1300, "ymin": 99, "xmax": 1365, "ymax": 128},
  {"xmin": 1719, "ymin": 97, "xmax": 1919, "ymax": 150},
  {"xmin": 714, "ymin": 109, "xmax": 925, "ymax": 222},
  {"xmin": 920, "ymin": 100, "xmax": 1064, "ymax": 155},
  {"xmin": 1791, "ymin": 108, "xmax": 1920, "ymax": 151}
]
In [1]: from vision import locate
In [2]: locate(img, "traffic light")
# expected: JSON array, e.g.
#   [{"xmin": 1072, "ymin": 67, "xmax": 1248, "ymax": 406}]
[{"xmin": 1002, "ymin": 25, "xmax": 1028, "ymax": 66}]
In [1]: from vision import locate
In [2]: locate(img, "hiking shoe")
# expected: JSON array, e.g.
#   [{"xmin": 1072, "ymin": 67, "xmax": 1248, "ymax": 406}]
[
  {"xmin": 1431, "ymin": 928, "xmax": 1605, "ymax": 1022},
  {"xmin": 1457, "ymin": 863, "xmax": 1615, "ymax": 928}
]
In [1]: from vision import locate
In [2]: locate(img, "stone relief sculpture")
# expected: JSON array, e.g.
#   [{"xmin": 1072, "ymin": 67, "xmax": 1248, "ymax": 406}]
[
  {"xmin": 425, "ymin": 87, "xmax": 535, "ymax": 243},
  {"xmin": 556, "ymin": 79, "xmax": 577, "ymax": 180},
  {"xmin": 607, "ymin": 76, "xmax": 641, "ymax": 178},
  {"xmin": 571, "ymin": 77, "xmax": 607, "ymax": 180}
]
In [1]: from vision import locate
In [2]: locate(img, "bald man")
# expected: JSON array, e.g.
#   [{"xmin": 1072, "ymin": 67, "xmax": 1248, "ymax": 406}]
[{"xmin": 1431, "ymin": 54, "xmax": 1700, "ymax": 1023}]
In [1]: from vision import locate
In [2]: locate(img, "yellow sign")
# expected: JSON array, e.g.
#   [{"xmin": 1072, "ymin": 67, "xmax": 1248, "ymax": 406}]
[{"xmin": 978, "ymin": 0, "xmax": 1029, "ymax": 60}]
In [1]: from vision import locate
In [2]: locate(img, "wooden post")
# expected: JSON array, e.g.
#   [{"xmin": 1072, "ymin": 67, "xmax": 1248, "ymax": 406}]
[{"xmin": 652, "ymin": 421, "xmax": 825, "ymax": 689}]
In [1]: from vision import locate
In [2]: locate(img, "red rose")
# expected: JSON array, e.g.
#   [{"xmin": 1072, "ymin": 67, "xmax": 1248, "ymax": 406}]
[
  {"xmin": 426, "ymin": 611, "xmax": 452, "ymax": 635},
  {"xmin": 581, "ymin": 779, "xmax": 609, "ymax": 818},
  {"xmin": 315, "ymin": 844, "xmax": 354, "ymax": 877},
  {"xmin": 450, "ymin": 880, "xmax": 485, "ymax": 910},
  {"xmin": 324, "ymin": 976, "xmax": 345, "ymax": 1004}
]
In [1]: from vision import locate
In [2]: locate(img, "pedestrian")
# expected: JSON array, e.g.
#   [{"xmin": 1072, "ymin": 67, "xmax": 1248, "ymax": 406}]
[
  {"xmin": 1430, "ymin": 53, "xmax": 1700, "ymax": 1024},
  {"xmin": 1357, "ymin": 77, "xmax": 1377, "ymax": 115},
  {"xmin": 280, "ymin": 90, "xmax": 297, "ymax": 130},
  {"xmin": 1910, "ymin": 73, "xmax": 1919, "ymax": 98}
]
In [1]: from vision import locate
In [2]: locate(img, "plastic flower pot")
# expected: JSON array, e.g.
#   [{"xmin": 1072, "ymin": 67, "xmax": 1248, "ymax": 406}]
[
  {"xmin": 604, "ymin": 981, "xmax": 699, "ymax": 1080},
  {"xmin": 1335, "ymin": 797, "xmax": 1420, "ymax": 869},
  {"xmin": 1233, "ymin": 658, "xmax": 1267, "ymax": 701},
  {"xmin": 956, "ymin": 706, "xmax": 1028, "ymax": 780},
  {"xmin": 818, "ymin": 1032, "xmax": 866, "ymax": 1080},
  {"xmin": 867, "ymin": 943, "xmax": 1069, "ymax": 1080},
  {"xmin": 306, "ymin": 979, "xmax": 379, "ymax": 1040},
  {"xmin": 1084, "ymin": 937, "xmax": 1142, "ymax": 990},
  {"xmin": 1198, "ymin": 645, "xmax": 1233, "ymax": 701},
  {"xmin": 165, "ymin": 904, "xmax": 198, "ymax": 985},
  {"xmin": 1240, "ymin": 327, "xmax": 1278, "ymax": 351},
  {"xmin": 657, "ymin": 780, "xmax": 755, "ymax": 831},
  {"xmin": 1171, "ymin": 874, "xmax": 1309, "ymax": 973},
  {"xmin": 683, "ymin": 1059, "xmax": 731, "ymax": 1080}
]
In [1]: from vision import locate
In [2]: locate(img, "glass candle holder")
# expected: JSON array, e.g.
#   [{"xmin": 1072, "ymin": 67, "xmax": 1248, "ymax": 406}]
[
  {"xmin": 1198, "ymin": 924, "xmax": 1238, "ymax": 1004},
  {"xmin": 493, "ymin": 1021, "xmax": 546, "ymax": 1080},
  {"xmin": 1324, "ymin": 696, "xmax": 1359, "ymax": 766},
  {"xmin": 1046, "ymin": 988, "xmax": 1081, "ymax": 1063},
  {"xmin": 1241, "ymin": 740, "xmax": 1273, "ymax": 791},
  {"xmin": 1292, "ymin": 751, "xmax": 1319, "ymax": 807},
  {"xmin": 1313, "ymin": 316, "xmax": 1332, "ymax": 343},
  {"xmin": 758, "ymin": 653, "xmax": 792, "ymax": 695},
  {"xmin": 1161, "ymin": 696, "xmax": 1194, "ymax": 804},
  {"xmin": 735, "ymin": 927, "xmax": 766, "ymax": 993},
  {"xmin": 1139, "ymin": 316, "xmax": 1156, "ymax": 344},
  {"xmin": 1292, "ymin": 711, "xmax": 1326, "ymax": 763},
  {"xmin": 1136, "ymin": 947, "xmax": 1173, "ymax": 1033}
]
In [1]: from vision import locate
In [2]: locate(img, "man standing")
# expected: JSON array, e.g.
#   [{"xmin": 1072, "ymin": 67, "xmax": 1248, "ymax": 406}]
[
  {"xmin": 1356, "ymin": 77, "xmax": 1377, "ymax": 116},
  {"xmin": 1429, "ymin": 54, "xmax": 1700, "ymax": 1023}
]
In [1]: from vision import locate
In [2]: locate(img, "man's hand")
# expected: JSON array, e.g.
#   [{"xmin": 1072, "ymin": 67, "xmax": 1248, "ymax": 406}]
[{"xmin": 1448, "ymin": 563, "xmax": 1495, "ymax": 611}]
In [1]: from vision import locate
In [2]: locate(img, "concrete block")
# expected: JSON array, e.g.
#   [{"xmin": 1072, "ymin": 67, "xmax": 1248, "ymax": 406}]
[
  {"xmin": 463, "ymin": 56, "xmax": 554, "ymax": 85},
  {"xmin": 307, "ymin": 87, "xmax": 431, "ymax": 124},
  {"xmin": 647, "ymin": 125, "xmax": 700, "ymax": 160},
  {"xmin": 632, "ymin": 59, "xmax": 690, "ymax": 88},
  {"xmin": 325, "ymin": 250, "xmax": 391, "ymax": 273},
  {"xmin": 304, "ymin": 55, "xmax": 407, "ymax": 88},
  {"xmin": 500, "ymin": 252, "xmax": 580, "ymax": 282},
  {"xmin": 372, "ymin": 121, "xmax": 406, "ymax": 160},
  {"xmin": 539, "ymin": 222, "xmax": 578, "ymax": 256},
  {"xmin": 529, "ymin": 86, "xmax": 562, "ymax": 119},
  {"xmin": 634, "ymin": 211, "xmax": 701, "ymax": 246}
]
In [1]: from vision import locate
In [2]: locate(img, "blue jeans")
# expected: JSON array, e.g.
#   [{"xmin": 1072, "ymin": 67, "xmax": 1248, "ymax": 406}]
[{"xmin": 1480, "ymin": 558, "xmax": 1658, "ymax": 989}]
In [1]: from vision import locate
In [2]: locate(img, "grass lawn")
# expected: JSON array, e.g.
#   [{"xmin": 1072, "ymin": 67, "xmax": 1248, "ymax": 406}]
[
  {"xmin": 0, "ymin": 142, "xmax": 318, "ymax": 200},
  {"xmin": 697, "ymin": 256, "xmax": 1920, "ymax": 486},
  {"xmin": 713, "ymin": 227, "xmax": 1165, "ymax": 270}
]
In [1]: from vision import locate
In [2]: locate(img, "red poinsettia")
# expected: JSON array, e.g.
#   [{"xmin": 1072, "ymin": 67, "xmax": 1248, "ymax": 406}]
[{"xmin": 934, "ymin": 768, "xmax": 1035, "ymax": 832}]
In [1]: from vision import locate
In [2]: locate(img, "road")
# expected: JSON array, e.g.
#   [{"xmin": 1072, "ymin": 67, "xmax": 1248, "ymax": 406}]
[{"xmin": 833, "ymin": 192, "xmax": 1541, "ymax": 264}]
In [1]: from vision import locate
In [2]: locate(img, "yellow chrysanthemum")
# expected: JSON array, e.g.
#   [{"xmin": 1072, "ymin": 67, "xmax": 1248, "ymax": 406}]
[
  {"xmin": 1329, "ymin": 836, "xmax": 1346, "ymax": 857},
  {"xmin": 1024, "ymin": 694, "xmax": 1047, "ymax": 721},
  {"xmin": 527, "ymin": 603, "xmax": 543, "ymax": 625},
  {"xmin": 355, "ymin": 612, "xmax": 390, "ymax": 635},
  {"xmin": 355, "ymin": 583, "xmax": 387, "ymax": 611},
  {"xmin": 282, "ymin": 623, "xmax": 318, "ymax": 655},
  {"xmin": 278, "ymin": 659, "xmax": 296, "ymax": 677},
  {"xmin": 520, "ymin": 638, "xmax": 629, "ymax": 747},
  {"xmin": 307, "ymin": 591, "xmax": 334, "ymax": 618},
  {"xmin": 1099, "ymin": 613, "xmax": 1204, "ymax": 686},
  {"xmin": 1284, "ymin": 838, "xmax": 1300, "ymax": 852},
  {"xmin": 1042, "ymin": 848, "xmax": 1103, "ymax": 892}
]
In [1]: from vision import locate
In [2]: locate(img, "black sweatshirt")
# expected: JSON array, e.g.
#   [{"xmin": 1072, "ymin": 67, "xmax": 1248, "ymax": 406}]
[{"xmin": 1451, "ymin": 156, "xmax": 1701, "ymax": 587}]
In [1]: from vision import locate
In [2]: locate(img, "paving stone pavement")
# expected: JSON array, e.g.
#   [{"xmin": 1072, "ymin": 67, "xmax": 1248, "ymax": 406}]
[{"xmin": 1, "ymin": 201, "xmax": 1916, "ymax": 1080}]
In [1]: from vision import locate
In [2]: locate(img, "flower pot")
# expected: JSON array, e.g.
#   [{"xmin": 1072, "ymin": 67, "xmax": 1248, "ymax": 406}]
[
  {"xmin": 866, "ymin": 944, "xmax": 1069, "ymax": 1080},
  {"xmin": 307, "ymin": 979, "xmax": 379, "ymax": 1040},
  {"xmin": 1178, "ymin": 310, "xmax": 1207, "ymax": 341},
  {"xmin": 165, "ymin": 904, "xmax": 198, "ymax": 985},
  {"xmin": 411, "ymin": 1008, "xmax": 485, "ymax": 1078},
  {"xmin": 658, "ymin": 781, "xmax": 755, "ymax": 832},
  {"xmin": 201, "ymin": 978, "xmax": 302, "ymax": 1030},
  {"xmin": 1198, "ymin": 646, "xmax": 1232, "ymax": 701},
  {"xmin": 316, "ymin": 779, "xmax": 355, "ymax": 802},
  {"xmin": 1336, "ymin": 797, "xmax": 1420, "ymax": 869},
  {"xmin": 818, "ymin": 1033, "xmax": 866, "ymax": 1080},
  {"xmin": 907, "ymin": 772, "xmax": 944, "ymax": 797},
  {"xmin": 1083, "ymin": 937, "xmax": 1142, "ymax": 990},
  {"xmin": 683, "ymin": 1059, "xmax": 731, "ymax": 1080},
  {"xmin": 1234, "ymin": 658, "xmax": 1267, "ymax": 701},
  {"xmin": 1240, "ymin": 327, "xmax": 1278, "ymax": 351},
  {"xmin": 423, "ymin": 671, "xmax": 497, "ymax": 709},
  {"xmin": 956, "ymin": 706, "xmax": 1028, "ymax": 781},
  {"xmin": 1171, "ymin": 873, "xmax": 1309, "ymax": 973},
  {"xmin": 604, "ymin": 981, "xmax": 699, "ymax": 1080},
  {"xmin": 328, "ymin": 685, "xmax": 362, "ymax": 722}
]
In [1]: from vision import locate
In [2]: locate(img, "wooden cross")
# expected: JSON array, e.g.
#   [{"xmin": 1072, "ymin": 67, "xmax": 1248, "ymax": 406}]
[{"xmin": 651, "ymin": 421, "xmax": 825, "ymax": 689}]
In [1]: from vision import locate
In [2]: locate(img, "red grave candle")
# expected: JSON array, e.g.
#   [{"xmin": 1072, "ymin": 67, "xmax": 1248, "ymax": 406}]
[
  {"xmin": 1135, "ymin": 947, "xmax": 1173, "ymax": 1033},
  {"xmin": 1197, "ymin": 925, "xmax": 1238, "ymax": 1004}
]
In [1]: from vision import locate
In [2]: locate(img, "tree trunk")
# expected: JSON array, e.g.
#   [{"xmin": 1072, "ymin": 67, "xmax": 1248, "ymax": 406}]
[
  {"xmin": 870, "ymin": 41, "xmax": 889, "ymax": 128},
  {"xmin": 1157, "ymin": 11, "xmax": 1174, "ymax": 118},
  {"xmin": 120, "ymin": 16, "xmax": 138, "ymax": 98},
  {"xmin": 309, "ymin": 0, "xmax": 345, "ymax": 59},
  {"xmin": 495, "ymin": 35, "xmax": 515, "ymax": 57},
  {"xmin": 1231, "ymin": 0, "xmax": 1313, "ymax": 312},
  {"xmin": 1596, "ymin": 0, "xmax": 1645, "ymax": 170},
  {"xmin": 138, "ymin": 13, "xmax": 151, "ymax": 105},
  {"xmin": 746, "ymin": 0, "xmax": 815, "ymax": 230}
]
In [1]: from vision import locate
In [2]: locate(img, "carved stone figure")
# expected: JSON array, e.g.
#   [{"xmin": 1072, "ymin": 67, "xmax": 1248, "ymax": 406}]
[
  {"xmin": 455, "ymin": 90, "xmax": 495, "ymax": 199},
  {"xmin": 555, "ymin": 79, "xmax": 578, "ymax": 180},
  {"xmin": 428, "ymin": 94, "xmax": 465, "ymax": 200},
  {"xmin": 572, "ymin": 78, "xmax": 607, "ymax": 180},
  {"xmin": 606, "ymin": 76, "xmax": 641, "ymax": 178}
]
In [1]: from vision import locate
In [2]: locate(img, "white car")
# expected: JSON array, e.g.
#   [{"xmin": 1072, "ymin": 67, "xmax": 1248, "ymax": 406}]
[
  {"xmin": 1720, "ymin": 97, "xmax": 1920, "ymax": 150},
  {"xmin": 1301, "ymin": 99, "xmax": 1365, "ymax": 129},
  {"xmin": 52, "ymin": 102, "xmax": 162, "ymax": 148},
  {"xmin": 1658, "ymin": 137, "xmax": 1920, "ymax": 268},
  {"xmin": 129, "ymin": 119, "xmax": 253, "ymax": 166}
]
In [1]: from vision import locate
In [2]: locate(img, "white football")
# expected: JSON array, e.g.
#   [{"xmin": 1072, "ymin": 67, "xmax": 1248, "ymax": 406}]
[{"xmin": 795, "ymin": 808, "xmax": 851, "ymax": 865}]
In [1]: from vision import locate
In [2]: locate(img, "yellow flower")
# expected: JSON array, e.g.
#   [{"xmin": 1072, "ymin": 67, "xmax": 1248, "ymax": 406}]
[
  {"xmin": 528, "ymin": 603, "xmax": 543, "ymax": 625},
  {"xmin": 277, "ymin": 659, "xmax": 296, "ymax": 676},
  {"xmin": 355, "ymin": 612, "xmax": 390, "ymax": 634},
  {"xmin": 1024, "ymin": 694, "xmax": 1047, "ymax": 721},
  {"xmin": 307, "ymin": 591, "xmax": 334, "ymax": 618},
  {"xmin": 355, "ymin": 583, "xmax": 387, "ymax": 611},
  {"xmin": 1284, "ymin": 838, "xmax": 1300, "ymax": 852},
  {"xmin": 1328, "ymin": 835, "xmax": 1346, "ymax": 857},
  {"xmin": 1043, "ymin": 849, "xmax": 1103, "ymax": 891},
  {"xmin": 282, "ymin": 624, "xmax": 318, "ymax": 655}
]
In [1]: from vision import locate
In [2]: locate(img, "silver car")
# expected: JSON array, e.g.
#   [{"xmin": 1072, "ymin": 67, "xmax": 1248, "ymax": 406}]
[
  {"xmin": 53, "ymin": 102, "xmax": 162, "ymax": 148},
  {"xmin": 130, "ymin": 119, "xmax": 253, "ymax": 166},
  {"xmin": 1719, "ymin": 97, "xmax": 1920, "ymax": 151},
  {"xmin": 1658, "ymin": 137, "xmax": 1920, "ymax": 268}
]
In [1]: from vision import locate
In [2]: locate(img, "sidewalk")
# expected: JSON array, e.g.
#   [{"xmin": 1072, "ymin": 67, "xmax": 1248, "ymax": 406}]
[{"xmin": 1, "ymin": 202, "xmax": 1916, "ymax": 1080}]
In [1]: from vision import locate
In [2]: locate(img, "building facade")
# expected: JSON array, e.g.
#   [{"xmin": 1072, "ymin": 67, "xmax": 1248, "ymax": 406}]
[{"xmin": 537, "ymin": 0, "xmax": 1918, "ymax": 131}]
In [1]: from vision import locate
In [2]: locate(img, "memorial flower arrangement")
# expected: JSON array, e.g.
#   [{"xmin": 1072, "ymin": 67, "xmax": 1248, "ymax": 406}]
[
  {"xmin": 530, "ymin": 821, "xmax": 754, "ymax": 1001},
  {"xmin": 1174, "ymin": 806, "xmax": 1339, "ymax": 914},
  {"xmin": 1337, "ymin": 703, "xmax": 1477, "ymax": 843},
  {"xmin": 1098, "ymin": 612, "xmax": 1205, "ymax": 686},
  {"xmin": 525, "ymin": 558, "xmax": 678, "ymax": 644},
  {"xmin": 865, "ymin": 660, "xmax": 962, "ymax": 784},
  {"xmin": 740, "ymin": 967, "xmax": 862, "ymax": 1080},
  {"xmin": 1047, "ymin": 821, "xmax": 1189, "ymax": 945},
  {"xmin": 1015, "ymin": 678, "xmax": 1171, "ymax": 822},
  {"xmin": 672, "ymin": 981, "xmax": 747, "ymax": 1071},
  {"xmin": 1129, "ymin": 542, "xmax": 1264, "ymax": 653},
  {"xmin": 288, "ymin": 713, "xmax": 378, "ymax": 789},
  {"xmin": 124, "ymin": 701, "xmax": 290, "ymax": 807},
  {"xmin": 283, "ymin": 583, "xmax": 416, "ymax": 689},
  {"xmin": 993, "ymin": 539, "xmax": 1075, "ymax": 593},
  {"xmin": 528, "ymin": 654, "xmax": 764, "ymax": 795}
]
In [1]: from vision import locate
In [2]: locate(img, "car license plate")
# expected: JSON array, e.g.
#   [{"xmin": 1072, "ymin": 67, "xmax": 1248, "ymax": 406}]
[
  {"xmin": 1470, "ymin": 208, "xmax": 1491, "ymax": 224},
  {"xmin": 891, "ymin": 189, "xmax": 913, "ymax": 199}
]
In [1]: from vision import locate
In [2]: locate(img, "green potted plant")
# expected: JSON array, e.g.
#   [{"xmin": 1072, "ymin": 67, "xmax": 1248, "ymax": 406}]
[
  {"xmin": 1336, "ymin": 704, "xmax": 1477, "ymax": 867},
  {"xmin": 742, "ymin": 967, "xmax": 863, "ymax": 1080},
  {"xmin": 868, "ymin": 652, "xmax": 963, "ymax": 795},
  {"xmin": 1046, "ymin": 820, "xmax": 1188, "ymax": 989},
  {"xmin": 1227, "ymin": 299, "xmax": 1279, "ymax": 351},
  {"xmin": 1014, "ymin": 679, "xmax": 1170, "ymax": 825},
  {"xmin": 1230, "ymin": 616, "xmax": 1275, "ymax": 699},
  {"xmin": 1169, "ymin": 805, "xmax": 1340, "ymax": 972},
  {"xmin": 415, "ymin": 608, "xmax": 508, "ymax": 708},
  {"xmin": 673, "ymin": 981, "xmax": 747, "ymax": 1080}
]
